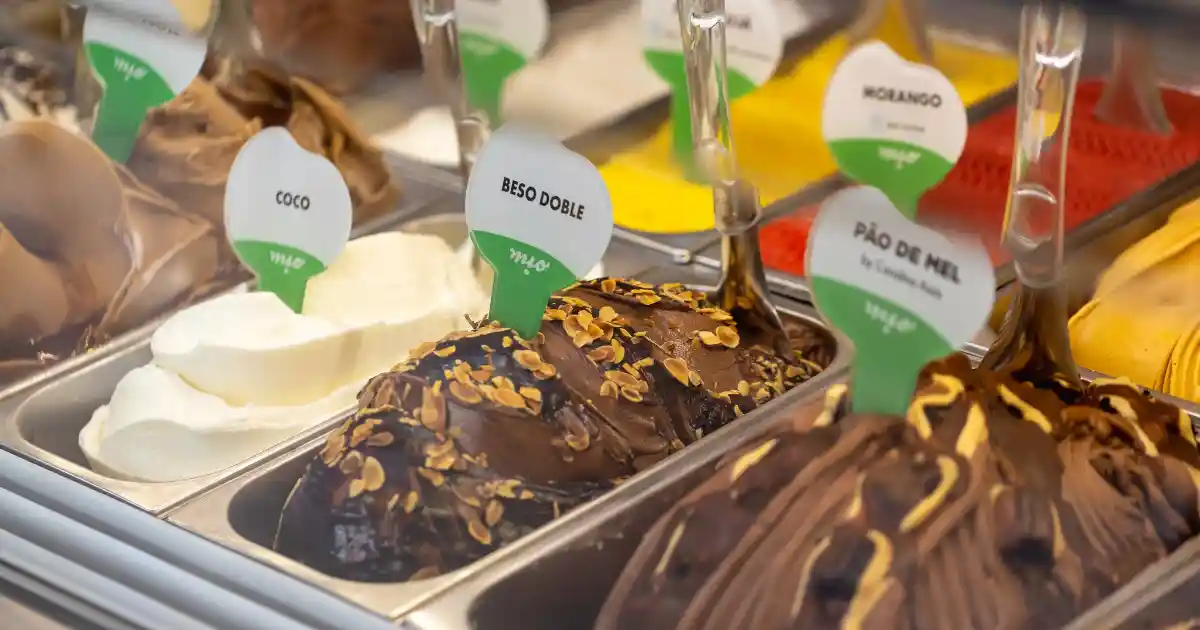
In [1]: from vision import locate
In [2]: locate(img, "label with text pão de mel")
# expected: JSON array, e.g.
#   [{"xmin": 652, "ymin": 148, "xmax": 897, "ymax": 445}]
[
  {"xmin": 642, "ymin": 0, "xmax": 782, "ymax": 174},
  {"xmin": 458, "ymin": 0, "xmax": 550, "ymax": 126},
  {"xmin": 224, "ymin": 128, "xmax": 352, "ymax": 312},
  {"xmin": 466, "ymin": 124, "xmax": 614, "ymax": 338},
  {"xmin": 807, "ymin": 186, "xmax": 994, "ymax": 414},
  {"xmin": 83, "ymin": 1, "xmax": 206, "ymax": 163},
  {"xmin": 822, "ymin": 41, "xmax": 967, "ymax": 218}
]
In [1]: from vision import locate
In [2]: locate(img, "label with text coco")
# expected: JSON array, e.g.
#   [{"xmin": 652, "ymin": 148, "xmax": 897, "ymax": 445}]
[
  {"xmin": 466, "ymin": 124, "xmax": 614, "ymax": 338},
  {"xmin": 642, "ymin": 0, "xmax": 782, "ymax": 169},
  {"xmin": 806, "ymin": 186, "xmax": 994, "ymax": 414},
  {"xmin": 822, "ymin": 41, "xmax": 967, "ymax": 217},
  {"xmin": 224, "ymin": 127, "xmax": 352, "ymax": 313},
  {"xmin": 458, "ymin": 0, "xmax": 549, "ymax": 125},
  {"xmin": 83, "ymin": 1, "xmax": 206, "ymax": 163}
]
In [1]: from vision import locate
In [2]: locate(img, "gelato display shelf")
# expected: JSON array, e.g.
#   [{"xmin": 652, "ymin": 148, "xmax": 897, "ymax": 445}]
[
  {"xmin": 400, "ymin": 347, "xmax": 1200, "ymax": 630},
  {"xmin": 0, "ymin": 200, "xmax": 673, "ymax": 516},
  {"xmin": 161, "ymin": 262, "xmax": 852, "ymax": 620}
]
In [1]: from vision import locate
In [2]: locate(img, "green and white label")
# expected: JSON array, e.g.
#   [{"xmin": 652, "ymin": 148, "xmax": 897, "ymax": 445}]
[
  {"xmin": 642, "ymin": 0, "xmax": 782, "ymax": 172},
  {"xmin": 822, "ymin": 41, "xmax": 967, "ymax": 218},
  {"xmin": 224, "ymin": 128, "xmax": 352, "ymax": 313},
  {"xmin": 807, "ymin": 186, "xmax": 994, "ymax": 414},
  {"xmin": 459, "ymin": 0, "xmax": 550, "ymax": 126},
  {"xmin": 83, "ymin": 1, "xmax": 206, "ymax": 163},
  {"xmin": 466, "ymin": 124, "xmax": 614, "ymax": 339}
]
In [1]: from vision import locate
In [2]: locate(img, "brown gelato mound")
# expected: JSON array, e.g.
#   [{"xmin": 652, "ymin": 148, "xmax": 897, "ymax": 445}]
[
  {"xmin": 0, "ymin": 120, "xmax": 220, "ymax": 382},
  {"xmin": 596, "ymin": 354, "xmax": 1200, "ymax": 630},
  {"xmin": 274, "ymin": 278, "xmax": 836, "ymax": 581}
]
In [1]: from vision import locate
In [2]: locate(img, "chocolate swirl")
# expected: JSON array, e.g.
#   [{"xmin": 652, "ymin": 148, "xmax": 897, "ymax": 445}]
[
  {"xmin": 597, "ymin": 354, "xmax": 1200, "ymax": 630},
  {"xmin": 274, "ymin": 278, "xmax": 835, "ymax": 581}
]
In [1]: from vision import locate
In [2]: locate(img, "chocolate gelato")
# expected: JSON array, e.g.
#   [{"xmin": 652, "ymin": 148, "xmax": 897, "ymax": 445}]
[
  {"xmin": 596, "ymin": 354, "xmax": 1200, "ymax": 630},
  {"xmin": 0, "ymin": 120, "xmax": 220, "ymax": 383},
  {"xmin": 274, "ymin": 278, "xmax": 835, "ymax": 581},
  {"xmin": 130, "ymin": 68, "xmax": 398, "ymax": 236}
]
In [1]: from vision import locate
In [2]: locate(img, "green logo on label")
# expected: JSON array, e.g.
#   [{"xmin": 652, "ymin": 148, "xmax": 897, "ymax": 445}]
[
  {"xmin": 644, "ymin": 50, "xmax": 756, "ymax": 181},
  {"xmin": 827, "ymin": 138, "xmax": 954, "ymax": 219},
  {"xmin": 472, "ymin": 231, "xmax": 577, "ymax": 338},
  {"xmin": 461, "ymin": 31, "xmax": 528, "ymax": 126},
  {"xmin": 85, "ymin": 43, "xmax": 174, "ymax": 163},
  {"xmin": 810, "ymin": 276, "xmax": 952, "ymax": 414},
  {"xmin": 232, "ymin": 241, "xmax": 326, "ymax": 312}
]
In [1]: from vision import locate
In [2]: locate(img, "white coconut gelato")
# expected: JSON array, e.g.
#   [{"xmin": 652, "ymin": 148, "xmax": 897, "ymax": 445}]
[{"xmin": 80, "ymin": 231, "xmax": 488, "ymax": 482}]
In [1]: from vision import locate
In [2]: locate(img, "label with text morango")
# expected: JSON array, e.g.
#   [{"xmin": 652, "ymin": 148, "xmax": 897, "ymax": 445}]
[
  {"xmin": 466, "ymin": 125, "xmax": 614, "ymax": 338},
  {"xmin": 224, "ymin": 128, "xmax": 352, "ymax": 312},
  {"xmin": 822, "ymin": 41, "xmax": 967, "ymax": 218},
  {"xmin": 806, "ymin": 186, "xmax": 993, "ymax": 415},
  {"xmin": 83, "ymin": 2, "xmax": 205, "ymax": 163}
]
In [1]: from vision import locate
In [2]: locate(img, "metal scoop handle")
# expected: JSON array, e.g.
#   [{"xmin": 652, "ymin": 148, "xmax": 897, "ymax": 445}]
[{"xmin": 411, "ymin": 0, "xmax": 489, "ymax": 180}]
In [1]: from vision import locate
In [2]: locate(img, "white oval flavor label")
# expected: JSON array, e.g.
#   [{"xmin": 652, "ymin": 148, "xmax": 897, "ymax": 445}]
[
  {"xmin": 642, "ymin": 0, "xmax": 783, "ymax": 90},
  {"xmin": 806, "ymin": 185, "xmax": 994, "ymax": 414},
  {"xmin": 458, "ymin": 0, "xmax": 550, "ymax": 125},
  {"xmin": 822, "ymin": 41, "xmax": 968, "ymax": 217},
  {"xmin": 224, "ymin": 127, "xmax": 353, "ymax": 313},
  {"xmin": 466, "ymin": 124, "xmax": 614, "ymax": 338},
  {"xmin": 83, "ymin": 1, "xmax": 206, "ymax": 163}
]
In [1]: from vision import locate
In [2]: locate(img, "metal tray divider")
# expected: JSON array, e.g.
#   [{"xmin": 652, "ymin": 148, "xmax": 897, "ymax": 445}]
[{"xmin": 163, "ymin": 298, "xmax": 853, "ymax": 620}]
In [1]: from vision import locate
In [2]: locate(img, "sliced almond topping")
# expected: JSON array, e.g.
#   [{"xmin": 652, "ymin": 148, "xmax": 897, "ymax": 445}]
[
  {"xmin": 321, "ymin": 434, "xmax": 345, "ymax": 466},
  {"xmin": 563, "ymin": 314, "xmax": 585, "ymax": 337},
  {"xmin": 433, "ymin": 345, "xmax": 457, "ymax": 358},
  {"xmin": 633, "ymin": 358, "xmax": 654, "ymax": 369},
  {"xmin": 605, "ymin": 370, "xmax": 642, "ymax": 389},
  {"xmin": 519, "ymin": 489, "xmax": 535, "ymax": 500},
  {"xmin": 600, "ymin": 278, "xmax": 618, "ymax": 293},
  {"xmin": 420, "ymin": 386, "xmax": 447, "ymax": 433},
  {"xmin": 485, "ymin": 500, "xmax": 505, "ymax": 527},
  {"xmin": 698, "ymin": 330, "xmax": 721, "ymax": 346},
  {"xmin": 737, "ymin": 380, "xmax": 751, "ymax": 396},
  {"xmin": 664, "ymin": 357, "xmax": 691, "ymax": 385},
  {"xmin": 545, "ymin": 308, "xmax": 567, "ymax": 321},
  {"xmin": 621, "ymin": 387, "xmax": 644, "ymax": 403},
  {"xmin": 495, "ymin": 480, "xmax": 520, "ymax": 499},
  {"xmin": 635, "ymin": 293, "xmax": 662, "ymax": 306},
  {"xmin": 535, "ymin": 363, "xmax": 558, "ymax": 380},
  {"xmin": 622, "ymin": 362, "xmax": 639, "ymax": 376},
  {"xmin": 519, "ymin": 386, "xmax": 542, "ymax": 402},
  {"xmin": 492, "ymin": 376, "xmax": 515, "ymax": 391},
  {"xmin": 611, "ymin": 340, "xmax": 626, "ymax": 364},
  {"xmin": 599, "ymin": 380, "xmax": 620, "ymax": 398},
  {"xmin": 403, "ymin": 491, "xmax": 420, "ymax": 513},
  {"xmin": 689, "ymin": 370, "xmax": 703, "ymax": 387},
  {"xmin": 425, "ymin": 439, "xmax": 456, "ymax": 458},
  {"xmin": 598, "ymin": 306, "xmax": 618, "ymax": 322},
  {"xmin": 348, "ymin": 478, "xmax": 366, "ymax": 498},
  {"xmin": 450, "ymin": 380, "xmax": 483, "ymax": 404},
  {"xmin": 715, "ymin": 326, "xmax": 740, "ymax": 348},
  {"xmin": 467, "ymin": 518, "xmax": 493, "ymax": 546},
  {"xmin": 366, "ymin": 432, "xmax": 395, "ymax": 447},
  {"xmin": 410, "ymin": 341, "xmax": 438, "ymax": 360},
  {"xmin": 362, "ymin": 457, "xmax": 385, "ymax": 491},
  {"xmin": 472, "ymin": 366, "xmax": 495, "ymax": 381},
  {"xmin": 452, "ymin": 484, "xmax": 482, "ymax": 508},
  {"xmin": 514, "ymin": 349, "xmax": 544, "ymax": 371},
  {"xmin": 576, "ymin": 310, "xmax": 594, "ymax": 327},
  {"xmin": 418, "ymin": 468, "xmax": 446, "ymax": 486},
  {"xmin": 587, "ymin": 346, "xmax": 615, "ymax": 363},
  {"xmin": 340, "ymin": 450, "xmax": 365, "ymax": 474},
  {"xmin": 565, "ymin": 431, "xmax": 591, "ymax": 451},
  {"xmin": 503, "ymin": 336, "xmax": 514, "ymax": 348},
  {"xmin": 493, "ymin": 389, "xmax": 527, "ymax": 409},
  {"xmin": 453, "ymin": 362, "xmax": 473, "ymax": 385}
]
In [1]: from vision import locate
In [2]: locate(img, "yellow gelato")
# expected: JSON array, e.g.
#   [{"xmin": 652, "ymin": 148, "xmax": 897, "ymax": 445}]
[{"xmin": 1069, "ymin": 200, "xmax": 1200, "ymax": 402}]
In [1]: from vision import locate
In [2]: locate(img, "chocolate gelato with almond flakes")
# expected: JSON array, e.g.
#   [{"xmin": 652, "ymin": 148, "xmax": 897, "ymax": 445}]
[
  {"xmin": 274, "ymin": 277, "xmax": 835, "ymax": 581},
  {"xmin": 596, "ymin": 354, "xmax": 1200, "ymax": 630}
]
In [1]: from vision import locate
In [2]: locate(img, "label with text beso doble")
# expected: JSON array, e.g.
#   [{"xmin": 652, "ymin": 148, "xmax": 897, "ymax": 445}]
[
  {"xmin": 807, "ymin": 186, "xmax": 993, "ymax": 414},
  {"xmin": 83, "ymin": 1, "xmax": 206, "ymax": 163},
  {"xmin": 459, "ymin": 0, "xmax": 549, "ymax": 125},
  {"xmin": 466, "ymin": 124, "xmax": 614, "ymax": 338},
  {"xmin": 225, "ymin": 127, "xmax": 352, "ymax": 313},
  {"xmin": 823, "ymin": 41, "xmax": 967, "ymax": 218},
  {"xmin": 643, "ymin": 0, "xmax": 782, "ymax": 167}
]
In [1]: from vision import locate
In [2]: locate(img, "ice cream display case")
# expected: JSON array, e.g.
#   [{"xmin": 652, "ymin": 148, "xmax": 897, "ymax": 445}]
[{"xmin": 7, "ymin": 0, "xmax": 1200, "ymax": 629}]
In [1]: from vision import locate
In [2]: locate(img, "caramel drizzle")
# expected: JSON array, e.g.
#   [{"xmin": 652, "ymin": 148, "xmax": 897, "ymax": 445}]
[
  {"xmin": 907, "ymin": 374, "xmax": 963, "ymax": 438},
  {"xmin": 899, "ymin": 455, "xmax": 958, "ymax": 533},
  {"xmin": 997, "ymin": 384, "xmax": 1053, "ymax": 433}
]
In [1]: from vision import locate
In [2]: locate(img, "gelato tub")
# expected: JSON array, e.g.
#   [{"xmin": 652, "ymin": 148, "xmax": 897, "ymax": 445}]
[
  {"xmin": 398, "ymin": 353, "xmax": 1200, "ymax": 630},
  {"xmin": 164, "ymin": 266, "xmax": 849, "ymax": 618}
]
